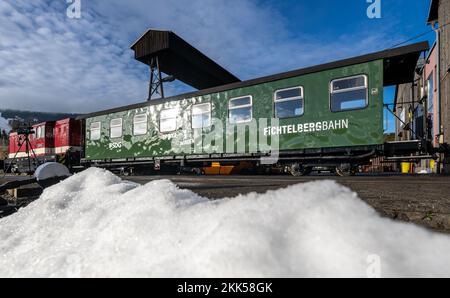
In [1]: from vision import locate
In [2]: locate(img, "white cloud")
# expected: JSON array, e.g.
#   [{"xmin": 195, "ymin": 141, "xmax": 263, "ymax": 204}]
[
  {"xmin": 0, "ymin": 0, "xmax": 400, "ymax": 113},
  {"xmin": 0, "ymin": 0, "xmax": 148, "ymax": 113}
]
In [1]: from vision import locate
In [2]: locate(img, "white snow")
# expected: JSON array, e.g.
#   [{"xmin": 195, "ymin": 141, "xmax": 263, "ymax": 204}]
[
  {"xmin": 0, "ymin": 113, "xmax": 11, "ymax": 133},
  {"xmin": 0, "ymin": 168, "xmax": 449, "ymax": 278},
  {"xmin": 34, "ymin": 162, "xmax": 71, "ymax": 181}
]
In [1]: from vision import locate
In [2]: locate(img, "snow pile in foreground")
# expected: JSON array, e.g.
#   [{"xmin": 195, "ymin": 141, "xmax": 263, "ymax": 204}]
[
  {"xmin": 1, "ymin": 168, "xmax": 449, "ymax": 278},
  {"xmin": 0, "ymin": 114, "xmax": 11, "ymax": 133}
]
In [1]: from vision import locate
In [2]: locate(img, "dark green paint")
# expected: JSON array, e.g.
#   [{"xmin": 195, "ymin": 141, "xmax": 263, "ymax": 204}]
[{"xmin": 85, "ymin": 60, "xmax": 384, "ymax": 160}]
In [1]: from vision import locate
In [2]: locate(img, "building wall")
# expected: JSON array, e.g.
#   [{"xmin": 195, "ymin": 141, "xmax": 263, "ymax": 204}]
[
  {"xmin": 395, "ymin": 82, "xmax": 414, "ymax": 141},
  {"xmin": 438, "ymin": 0, "xmax": 450, "ymax": 171},
  {"xmin": 423, "ymin": 44, "xmax": 439, "ymax": 146},
  {"xmin": 395, "ymin": 52, "xmax": 439, "ymax": 173},
  {"xmin": 395, "ymin": 68, "xmax": 425, "ymax": 143}
]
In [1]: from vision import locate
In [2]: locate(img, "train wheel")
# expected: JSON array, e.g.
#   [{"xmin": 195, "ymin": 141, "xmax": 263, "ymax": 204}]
[
  {"xmin": 289, "ymin": 163, "xmax": 312, "ymax": 177},
  {"xmin": 335, "ymin": 165, "xmax": 357, "ymax": 177}
]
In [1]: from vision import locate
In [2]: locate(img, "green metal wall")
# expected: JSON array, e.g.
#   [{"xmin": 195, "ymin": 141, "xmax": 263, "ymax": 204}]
[{"xmin": 85, "ymin": 60, "xmax": 384, "ymax": 160}]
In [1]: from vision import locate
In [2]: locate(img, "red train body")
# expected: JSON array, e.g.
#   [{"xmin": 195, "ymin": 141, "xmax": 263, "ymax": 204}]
[
  {"xmin": 8, "ymin": 122, "xmax": 55, "ymax": 159},
  {"xmin": 54, "ymin": 118, "xmax": 82, "ymax": 154},
  {"xmin": 5, "ymin": 118, "xmax": 82, "ymax": 173}
]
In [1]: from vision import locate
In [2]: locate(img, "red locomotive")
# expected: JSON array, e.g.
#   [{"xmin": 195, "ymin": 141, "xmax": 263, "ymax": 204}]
[
  {"xmin": 5, "ymin": 118, "xmax": 82, "ymax": 174},
  {"xmin": 53, "ymin": 118, "xmax": 83, "ymax": 160}
]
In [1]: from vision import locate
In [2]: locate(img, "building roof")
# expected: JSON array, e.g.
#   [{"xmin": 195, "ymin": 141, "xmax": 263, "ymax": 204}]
[
  {"xmin": 427, "ymin": 0, "xmax": 439, "ymax": 24},
  {"xmin": 130, "ymin": 29, "xmax": 240, "ymax": 90},
  {"xmin": 79, "ymin": 41, "xmax": 429, "ymax": 119}
]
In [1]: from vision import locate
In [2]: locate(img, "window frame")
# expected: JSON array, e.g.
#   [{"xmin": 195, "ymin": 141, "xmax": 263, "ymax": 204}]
[
  {"xmin": 35, "ymin": 126, "xmax": 41, "ymax": 139},
  {"xmin": 133, "ymin": 113, "xmax": 148, "ymax": 136},
  {"xmin": 90, "ymin": 121, "xmax": 101, "ymax": 141},
  {"xmin": 191, "ymin": 102, "xmax": 212, "ymax": 129},
  {"xmin": 110, "ymin": 118, "xmax": 123, "ymax": 139},
  {"xmin": 159, "ymin": 108, "xmax": 178, "ymax": 133},
  {"xmin": 329, "ymin": 74, "xmax": 369, "ymax": 113},
  {"xmin": 273, "ymin": 86, "xmax": 305, "ymax": 119},
  {"xmin": 36, "ymin": 126, "xmax": 45, "ymax": 139},
  {"xmin": 228, "ymin": 95, "xmax": 253, "ymax": 124}
]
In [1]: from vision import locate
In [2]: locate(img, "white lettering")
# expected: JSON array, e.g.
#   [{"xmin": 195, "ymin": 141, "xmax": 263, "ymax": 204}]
[
  {"xmin": 367, "ymin": 0, "xmax": 382, "ymax": 19},
  {"xmin": 329, "ymin": 121, "xmax": 335, "ymax": 130},
  {"xmin": 178, "ymin": 282, "xmax": 211, "ymax": 295},
  {"xmin": 366, "ymin": 254, "xmax": 382, "ymax": 278},
  {"xmin": 109, "ymin": 142, "xmax": 122, "ymax": 150},
  {"xmin": 66, "ymin": 0, "xmax": 81, "ymax": 19},
  {"xmin": 316, "ymin": 122, "xmax": 322, "ymax": 131},
  {"xmin": 335, "ymin": 120, "xmax": 341, "ymax": 130},
  {"xmin": 342, "ymin": 119, "xmax": 349, "ymax": 129},
  {"xmin": 264, "ymin": 119, "xmax": 348, "ymax": 136}
]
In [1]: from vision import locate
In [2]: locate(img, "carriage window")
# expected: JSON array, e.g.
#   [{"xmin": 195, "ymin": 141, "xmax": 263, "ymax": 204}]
[
  {"xmin": 110, "ymin": 118, "xmax": 123, "ymax": 138},
  {"xmin": 229, "ymin": 96, "xmax": 252, "ymax": 124},
  {"xmin": 330, "ymin": 75, "xmax": 368, "ymax": 112},
  {"xmin": 192, "ymin": 103, "xmax": 211, "ymax": 129},
  {"xmin": 90, "ymin": 122, "xmax": 101, "ymax": 140},
  {"xmin": 274, "ymin": 86, "xmax": 304, "ymax": 118},
  {"xmin": 35, "ymin": 126, "xmax": 45, "ymax": 139},
  {"xmin": 133, "ymin": 114, "xmax": 147, "ymax": 136},
  {"xmin": 160, "ymin": 108, "xmax": 178, "ymax": 133}
]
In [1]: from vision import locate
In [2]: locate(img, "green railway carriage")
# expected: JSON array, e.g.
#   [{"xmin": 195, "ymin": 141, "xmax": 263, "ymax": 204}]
[{"xmin": 80, "ymin": 41, "xmax": 429, "ymax": 175}]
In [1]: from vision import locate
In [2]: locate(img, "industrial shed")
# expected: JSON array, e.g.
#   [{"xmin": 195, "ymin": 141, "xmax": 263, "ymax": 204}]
[{"xmin": 130, "ymin": 29, "xmax": 241, "ymax": 99}]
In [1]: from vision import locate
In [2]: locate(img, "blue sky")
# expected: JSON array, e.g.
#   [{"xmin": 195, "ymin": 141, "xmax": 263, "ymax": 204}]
[{"xmin": 0, "ymin": 0, "xmax": 436, "ymax": 132}]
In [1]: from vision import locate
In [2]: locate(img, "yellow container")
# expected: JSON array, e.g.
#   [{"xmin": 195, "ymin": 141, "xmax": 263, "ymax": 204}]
[
  {"xmin": 430, "ymin": 160, "xmax": 435, "ymax": 172},
  {"xmin": 203, "ymin": 162, "xmax": 235, "ymax": 175},
  {"xmin": 401, "ymin": 162, "xmax": 411, "ymax": 174}
]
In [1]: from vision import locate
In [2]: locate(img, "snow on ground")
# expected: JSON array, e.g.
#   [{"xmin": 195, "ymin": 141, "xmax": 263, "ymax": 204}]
[
  {"xmin": 1, "ymin": 168, "xmax": 450, "ymax": 278},
  {"xmin": 0, "ymin": 114, "xmax": 11, "ymax": 133}
]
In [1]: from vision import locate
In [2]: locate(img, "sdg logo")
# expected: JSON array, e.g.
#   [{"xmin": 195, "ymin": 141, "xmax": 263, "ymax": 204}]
[
  {"xmin": 67, "ymin": 0, "xmax": 81, "ymax": 19},
  {"xmin": 367, "ymin": 0, "xmax": 382, "ymax": 19}
]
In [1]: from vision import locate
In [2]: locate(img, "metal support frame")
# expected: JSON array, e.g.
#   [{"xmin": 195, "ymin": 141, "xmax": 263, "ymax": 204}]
[
  {"xmin": 148, "ymin": 56, "xmax": 164, "ymax": 100},
  {"xmin": 384, "ymin": 103, "xmax": 422, "ymax": 143},
  {"xmin": 3, "ymin": 133, "xmax": 38, "ymax": 177}
]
